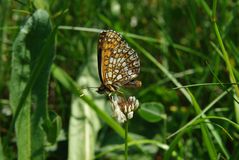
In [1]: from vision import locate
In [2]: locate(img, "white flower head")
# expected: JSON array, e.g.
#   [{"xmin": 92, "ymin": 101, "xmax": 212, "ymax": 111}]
[{"xmin": 110, "ymin": 95, "xmax": 139, "ymax": 123}]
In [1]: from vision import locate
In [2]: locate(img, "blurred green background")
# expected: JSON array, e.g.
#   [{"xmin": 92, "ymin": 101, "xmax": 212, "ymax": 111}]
[{"xmin": 1, "ymin": 0, "xmax": 239, "ymax": 159}]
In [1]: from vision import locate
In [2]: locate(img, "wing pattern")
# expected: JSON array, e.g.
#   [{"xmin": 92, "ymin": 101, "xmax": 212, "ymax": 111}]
[{"xmin": 97, "ymin": 30, "xmax": 141, "ymax": 94}]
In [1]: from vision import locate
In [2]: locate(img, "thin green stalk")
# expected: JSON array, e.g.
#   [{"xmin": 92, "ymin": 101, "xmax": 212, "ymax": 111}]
[
  {"xmin": 187, "ymin": 90, "xmax": 217, "ymax": 160},
  {"xmin": 124, "ymin": 120, "xmax": 129, "ymax": 160},
  {"xmin": 212, "ymin": 0, "xmax": 239, "ymax": 123},
  {"xmin": 212, "ymin": 0, "xmax": 217, "ymax": 18},
  {"xmin": 199, "ymin": 0, "xmax": 212, "ymax": 16},
  {"xmin": 95, "ymin": 139, "xmax": 170, "ymax": 158},
  {"xmin": 213, "ymin": 23, "xmax": 239, "ymax": 94},
  {"xmin": 167, "ymin": 87, "xmax": 231, "ymax": 139}
]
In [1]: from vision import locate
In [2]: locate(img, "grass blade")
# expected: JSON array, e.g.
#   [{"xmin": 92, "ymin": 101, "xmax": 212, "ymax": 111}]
[{"xmin": 51, "ymin": 64, "xmax": 125, "ymax": 138}]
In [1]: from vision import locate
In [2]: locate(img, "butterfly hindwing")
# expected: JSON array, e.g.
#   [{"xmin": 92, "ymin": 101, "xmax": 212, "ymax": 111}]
[{"xmin": 107, "ymin": 46, "xmax": 140, "ymax": 86}]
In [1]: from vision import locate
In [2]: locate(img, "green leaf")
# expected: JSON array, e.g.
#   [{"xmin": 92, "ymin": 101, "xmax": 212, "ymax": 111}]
[
  {"xmin": 33, "ymin": 0, "xmax": 50, "ymax": 11},
  {"xmin": 10, "ymin": 8, "xmax": 33, "ymax": 160},
  {"xmin": 67, "ymin": 52, "xmax": 102, "ymax": 160},
  {"xmin": 43, "ymin": 111, "xmax": 62, "ymax": 144},
  {"xmin": 10, "ymin": 9, "xmax": 55, "ymax": 160},
  {"xmin": 138, "ymin": 102, "xmax": 166, "ymax": 123},
  {"xmin": 26, "ymin": 9, "xmax": 55, "ymax": 160}
]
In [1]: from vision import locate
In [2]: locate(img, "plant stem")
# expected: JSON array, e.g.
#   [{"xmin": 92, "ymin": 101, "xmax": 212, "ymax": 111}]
[
  {"xmin": 124, "ymin": 120, "xmax": 129, "ymax": 160},
  {"xmin": 212, "ymin": 0, "xmax": 239, "ymax": 123}
]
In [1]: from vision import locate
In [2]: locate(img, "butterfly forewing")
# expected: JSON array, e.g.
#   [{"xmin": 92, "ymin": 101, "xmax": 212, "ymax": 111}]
[{"xmin": 97, "ymin": 30, "xmax": 141, "ymax": 94}]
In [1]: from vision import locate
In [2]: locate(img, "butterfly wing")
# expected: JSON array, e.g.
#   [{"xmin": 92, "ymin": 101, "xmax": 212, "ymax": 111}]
[
  {"xmin": 106, "ymin": 44, "xmax": 140, "ymax": 87},
  {"xmin": 98, "ymin": 30, "xmax": 141, "ymax": 92},
  {"xmin": 98, "ymin": 30, "xmax": 124, "ymax": 86}
]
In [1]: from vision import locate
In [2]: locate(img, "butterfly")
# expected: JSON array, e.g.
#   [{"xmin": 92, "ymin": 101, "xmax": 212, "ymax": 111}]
[{"xmin": 97, "ymin": 30, "xmax": 141, "ymax": 95}]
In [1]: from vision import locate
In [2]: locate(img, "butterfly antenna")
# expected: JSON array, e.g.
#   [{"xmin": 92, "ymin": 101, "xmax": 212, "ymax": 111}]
[
  {"xmin": 78, "ymin": 86, "xmax": 99, "ymax": 94},
  {"xmin": 87, "ymin": 86, "xmax": 98, "ymax": 89},
  {"xmin": 86, "ymin": 86, "xmax": 99, "ymax": 91},
  {"xmin": 74, "ymin": 86, "xmax": 97, "ymax": 97}
]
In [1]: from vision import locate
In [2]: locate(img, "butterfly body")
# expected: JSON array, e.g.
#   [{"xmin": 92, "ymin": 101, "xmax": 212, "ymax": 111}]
[
  {"xmin": 97, "ymin": 84, "xmax": 117, "ymax": 95},
  {"xmin": 97, "ymin": 30, "xmax": 141, "ymax": 95}
]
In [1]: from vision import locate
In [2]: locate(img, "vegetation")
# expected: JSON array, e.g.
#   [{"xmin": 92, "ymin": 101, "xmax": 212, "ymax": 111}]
[{"xmin": 0, "ymin": 0, "xmax": 239, "ymax": 159}]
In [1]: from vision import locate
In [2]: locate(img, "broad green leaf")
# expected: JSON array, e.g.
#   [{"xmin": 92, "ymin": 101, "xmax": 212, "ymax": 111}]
[
  {"xmin": 68, "ymin": 51, "xmax": 104, "ymax": 160},
  {"xmin": 26, "ymin": 9, "xmax": 55, "ymax": 160},
  {"xmin": 138, "ymin": 102, "xmax": 166, "ymax": 123},
  {"xmin": 10, "ymin": 9, "xmax": 56, "ymax": 160},
  {"xmin": 10, "ymin": 9, "xmax": 33, "ymax": 160}
]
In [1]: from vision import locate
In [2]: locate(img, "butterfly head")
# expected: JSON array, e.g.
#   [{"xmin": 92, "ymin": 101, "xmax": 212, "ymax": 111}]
[
  {"xmin": 97, "ymin": 85, "xmax": 107, "ymax": 94},
  {"xmin": 97, "ymin": 84, "xmax": 117, "ymax": 95}
]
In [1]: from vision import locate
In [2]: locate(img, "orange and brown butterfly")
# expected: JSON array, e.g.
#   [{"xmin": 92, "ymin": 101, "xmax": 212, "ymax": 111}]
[{"xmin": 97, "ymin": 30, "xmax": 142, "ymax": 95}]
